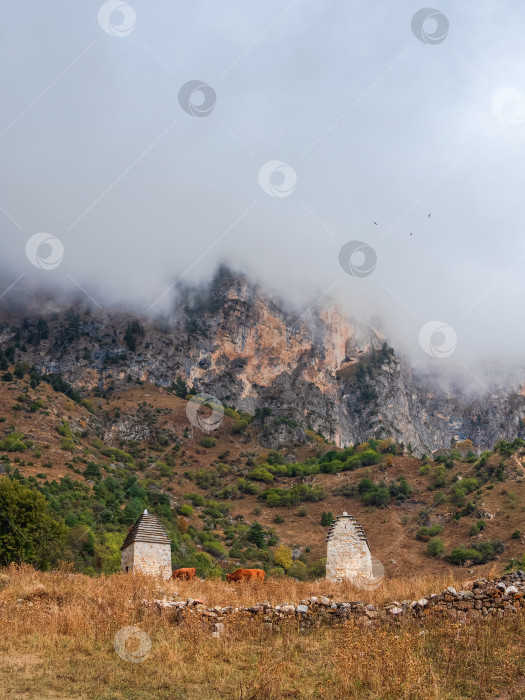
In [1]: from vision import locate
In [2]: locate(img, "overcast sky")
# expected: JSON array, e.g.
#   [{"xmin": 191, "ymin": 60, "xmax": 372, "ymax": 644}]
[{"xmin": 1, "ymin": 1, "xmax": 525, "ymax": 374}]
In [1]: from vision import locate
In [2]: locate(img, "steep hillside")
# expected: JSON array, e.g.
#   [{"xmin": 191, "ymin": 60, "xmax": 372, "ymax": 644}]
[
  {"xmin": 0, "ymin": 268, "xmax": 524, "ymax": 453},
  {"xmin": 1, "ymin": 366, "xmax": 525, "ymax": 582}
]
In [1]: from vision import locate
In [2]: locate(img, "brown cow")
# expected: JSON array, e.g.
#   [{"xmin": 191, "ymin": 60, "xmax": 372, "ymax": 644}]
[
  {"xmin": 172, "ymin": 567, "xmax": 196, "ymax": 580},
  {"xmin": 226, "ymin": 568, "xmax": 265, "ymax": 583}
]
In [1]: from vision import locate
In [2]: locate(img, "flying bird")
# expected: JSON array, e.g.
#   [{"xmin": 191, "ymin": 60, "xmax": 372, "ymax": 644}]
[
  {"xmin": 428, "ymin": 213, "xmax": 431, "ymax": 218},
  {"xmin": 410, "ymin": 232, "xmax": 413, "ymax": 236},
  {"xmin": 373, "ymin": 221, "xmax": 378, "ymax": 225}
]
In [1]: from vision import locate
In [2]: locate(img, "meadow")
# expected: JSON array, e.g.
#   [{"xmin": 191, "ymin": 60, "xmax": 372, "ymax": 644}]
[{"xmin": 1, "ymin": 565, "xmax": 525, "ymax": 699}]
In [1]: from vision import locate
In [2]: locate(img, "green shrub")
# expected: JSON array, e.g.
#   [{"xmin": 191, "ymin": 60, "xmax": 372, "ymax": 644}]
[
  {"xmin": 452, "ymin": 478, "xmax": 478, "ymax": 506},
  {"xmin": 494, "ymin": 439, "xmax": 525, "ymax": 456},
  {"xmin": 184, "ymin": 493, "xmax": 205, "ymax": 507},
  {"xmin": 199, "ymin": 437, "xmax": 218, "ymax": 449},
  {"xmin": 512, "ymin": 530, "xmax": 521, "ymax": 540},
  {"xmin": 427, "ymin": 537, "xmax": 445, "ymax": 558},
  {"xmin": 247, "ymin": 467, "xmax": 274, "ymax": 483},
  {"xmin": 203, "ymin": 541, "xmax": 227, "ymax": 558},
  {"xmin": 56, "ymin": 421, "xmax": 74, "ymax": 438},
  {"xmin": 448, "ymin": 547, "xmax": 482, "ymax": 565},
  {"xmin": 60, "ymin": 437, "xmax": 76, "ymax": 453},
  {"xmin": 259, "ymin": 483, "xmax": 326, "ymax": 507},
  {"xmin": 448, "ymin": 540, "xmax": 504, "ymax": 566},
  {"xmin": 157, "ymin": 462, "xmax": 173, "ymax": 478},
  {"xmin": 84, "ymin": 462, "xmax": 101, "ymax": 479},
  {"xmin": 505, "ymin": 553, "xmax": 525, "ymax": 572},
  {"xmin": 307, "ymin": 558, "xmax": 327, "ymax": 579},
  {"xmin": 389, "ymin": 476, "xmax": 412, "ymax": 500},
  {"xmin": 470, "ymin": 520, "xmax": 486, "ymax": 536},
  {"xmin": 297, "ymin": 507, "xmax": 307, "ymax": 517},
  {"xmin": 236, "ymin": 478, "xmax": 259, "ymax": 495},
  {"xmin": 287, "ymin": 560, "xmax": 308, "ymax": 580},
  {"xmin": 416, "ymin": 525, "xmax": 443, "ymax": 541},
  {"xmin": 362, "ymin": 486, "xmax": 390, "ymax": 507},
  {"xmin": 179, "ymin": 504, "xmax": 193, "ymax": 517},
  {"xmin": 357, "ymin": 478, "xmax": 390, "ymax": 507},
  {"xmin": 433, "ymin": 465, "xmax": 447, "ymax": 488},
  {"xmin": 0, "ymin": 432, "xmax": 29, "ymax": 452}
]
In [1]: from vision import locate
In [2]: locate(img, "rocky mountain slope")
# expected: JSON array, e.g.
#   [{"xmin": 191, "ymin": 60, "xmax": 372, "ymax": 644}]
[
  {"xmin": 0, "ymin": 266, "xmax": 524, "ymax": 453},
  {"xmin": 1, "ymin": 369, "xmax": 525, "ymax": 581}
]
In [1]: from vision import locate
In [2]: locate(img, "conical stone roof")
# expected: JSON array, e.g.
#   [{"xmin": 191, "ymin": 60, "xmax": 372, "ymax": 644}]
[
  {"xmin": 326, "ymin": 511, "xmax": 368, "ymax": 543},
  {"xmin": 121, "ymin": 509, "xmax": 170, "ymax": 550}
]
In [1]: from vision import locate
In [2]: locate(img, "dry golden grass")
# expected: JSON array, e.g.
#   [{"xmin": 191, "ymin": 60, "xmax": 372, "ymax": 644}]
[
  {"xmin": 165, "ymin": 569, "xmax": 493, "ymax": 608},
  {"xmin": 1, "ymin": 564, "xmax": 525, "ymax": 699}
]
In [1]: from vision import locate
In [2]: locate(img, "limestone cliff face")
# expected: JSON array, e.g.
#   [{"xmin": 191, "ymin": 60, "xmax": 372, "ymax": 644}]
[{"xmin": 0, "ymin": 270, "xmax": 524, "ymax": 453}]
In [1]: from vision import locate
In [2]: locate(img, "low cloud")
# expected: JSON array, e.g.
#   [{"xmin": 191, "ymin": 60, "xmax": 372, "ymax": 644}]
[{"xmin": 1, "ymin": 1, "xmax": 524, "ymax": 380}]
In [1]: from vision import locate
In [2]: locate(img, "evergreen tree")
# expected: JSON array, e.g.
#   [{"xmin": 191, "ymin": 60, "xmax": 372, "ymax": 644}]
[
  {"xmin": 247, "ymin": 521, "xmax": 266, "ymax": 548},
  {"xmin": 321, "ymin": 511, "xmax": 334, "ymax": 526}
]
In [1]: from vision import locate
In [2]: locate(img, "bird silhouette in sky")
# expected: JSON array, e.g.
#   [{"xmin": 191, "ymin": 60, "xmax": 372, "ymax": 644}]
[
  {"xmin": 373, "ymin": 221, "xmax": 378, "ymax": 225},
  {"xmin": 428, "ymin": 213, "xmax": 431, "ymax": 218}
]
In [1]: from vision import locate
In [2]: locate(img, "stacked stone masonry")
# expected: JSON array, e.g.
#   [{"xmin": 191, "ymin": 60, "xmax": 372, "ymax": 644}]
[
  {"xmin": 325, "ymin": 512, "xmax": 373, "ymax": 583},
  {"xmin": 121, "ymin": 510, "xmax": 172, "ymax": 580},
  {"xmin": 122, "ymin": 541, "xmax": 172, "ymax": 580},
  {"xmin": 144, "ymin": 572, "xmax": 525, "ymax": 630}
]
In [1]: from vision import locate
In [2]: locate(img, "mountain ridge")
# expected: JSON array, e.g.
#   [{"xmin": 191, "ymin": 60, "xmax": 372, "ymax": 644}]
[{"xmin": 0, "ymin": 267, "xmax": 524, "ymax": 452}]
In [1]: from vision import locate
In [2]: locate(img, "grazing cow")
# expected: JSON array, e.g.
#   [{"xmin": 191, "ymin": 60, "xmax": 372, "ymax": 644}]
[
  {"xmin": 226, "ymin": 568, "xmax": 265, "ymax": 583},
  {"xmin": 172, "ymin": 567, "xmax": 196, "ymax": 580}
]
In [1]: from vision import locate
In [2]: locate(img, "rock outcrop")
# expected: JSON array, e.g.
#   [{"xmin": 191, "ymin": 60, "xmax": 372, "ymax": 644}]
[{"xmin": 1, "ymin": 268, "xmax": 524, "ymax": 452}]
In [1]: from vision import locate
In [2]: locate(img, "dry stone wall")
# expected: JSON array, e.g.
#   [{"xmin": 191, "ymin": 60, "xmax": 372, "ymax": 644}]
[{"xmin": 145, "ymin": 571, "xmax": 525, "ymax": 632}]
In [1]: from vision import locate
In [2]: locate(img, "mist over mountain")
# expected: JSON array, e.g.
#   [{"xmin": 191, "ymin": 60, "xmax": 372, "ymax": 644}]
[
  {"xmin": 1, "ymin": 0, "xmax": 525, "ymax": 375},
  {"xmin": 1, "ymin": 266, "xmax": 523, "ymax": 453}
]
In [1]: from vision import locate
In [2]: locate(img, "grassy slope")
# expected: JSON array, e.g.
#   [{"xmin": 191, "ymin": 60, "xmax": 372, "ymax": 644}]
[{"xmin": 1, "ymin": 373, "xmax": 525, "ymax": 579}]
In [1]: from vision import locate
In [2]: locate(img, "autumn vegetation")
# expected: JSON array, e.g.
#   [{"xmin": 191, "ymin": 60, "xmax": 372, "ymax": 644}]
[{"xmin": 2, "ymin": 564, "xmax": 525, "ymax": 699}]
